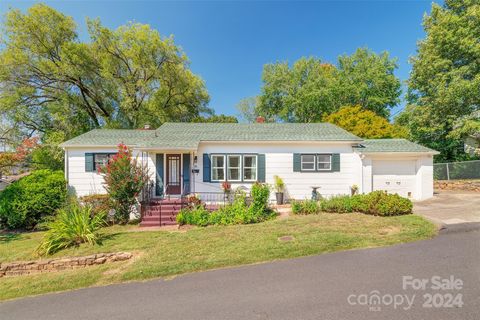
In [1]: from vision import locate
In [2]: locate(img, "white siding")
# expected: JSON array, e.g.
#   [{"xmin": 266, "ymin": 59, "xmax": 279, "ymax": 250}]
[
  {"xmin": 193, "ymin": 142, "xmax": 362, "ymax": 200},
  {"xmin": 66, "ymin": 148, "xmax": 153, "ymax": 197}
]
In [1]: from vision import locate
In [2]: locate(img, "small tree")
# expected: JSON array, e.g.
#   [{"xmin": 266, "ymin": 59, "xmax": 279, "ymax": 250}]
[{"xmin": 99, "ymin": 144, "xmax": 149, "ymax": 224}]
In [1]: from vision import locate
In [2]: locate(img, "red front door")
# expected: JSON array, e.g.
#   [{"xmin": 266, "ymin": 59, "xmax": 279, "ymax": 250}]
[{"xmin": 166, "ymin": 154, "xmax": 181, "ymax": 195}]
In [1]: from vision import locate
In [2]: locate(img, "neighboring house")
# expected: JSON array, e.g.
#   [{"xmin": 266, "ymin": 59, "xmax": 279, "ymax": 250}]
[
  {"xmin": 464, "ymin": 134, "xmax": 480, "ymax": 156},
  {"xmin": 61, "ymin": 122, "xmax": 438, "ymax": 202}
]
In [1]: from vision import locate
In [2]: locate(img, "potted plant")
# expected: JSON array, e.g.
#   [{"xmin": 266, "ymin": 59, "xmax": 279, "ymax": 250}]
[
  {"xmin": 273, "ymin": 175, "xmax": 285, "ymax": 205},
  {"xmin": 350, "ymin": 184, "xmax": 359, "ymax": 196}
]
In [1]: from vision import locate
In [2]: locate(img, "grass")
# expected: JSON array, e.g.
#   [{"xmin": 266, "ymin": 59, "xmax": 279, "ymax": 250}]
[{"xmin": 0, "ymin": 213, "xmax": 437, "ymax": 301}]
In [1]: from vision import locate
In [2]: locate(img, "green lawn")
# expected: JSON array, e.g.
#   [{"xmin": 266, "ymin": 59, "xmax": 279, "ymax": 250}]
[{"xmin": 0, "ymin": 213, "xmax": 437, "ymax": 301}]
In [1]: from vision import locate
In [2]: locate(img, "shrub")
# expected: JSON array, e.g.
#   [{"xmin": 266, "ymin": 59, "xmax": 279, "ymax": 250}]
[
  {"xmin": 320, "ymin": 195, "xmax": 354, "ymax": 213},
  {"xmin": 177, "ymin": 206, "xmax": 211, "ymax": 226},
  {"xmin": 376, "ymin": 193, "xmax": 413, "ymax": 216},
  {"xmin": 80, "ymin": 194, "xmax": 112, "ymax": 217},
  {"xmin": 177, "ymin": 183, "xmax": 275, "ymax": 226},
  {"xmin": 0, "ymin": 170, "xmax": 67, "ymax": 229},
  {"xmin": 361, "ymin": 191, "xmax": 413, "ymax": 216},
  {"xmin": 291, "ymin": 199, "xmax": 320, "ymax": 215},
  {"xmin": 249, "ymin": 183, "xmax": 270, "ymax": 215},
  {"xmin": 316, "ymin": 191, "xmax": 412, "ymax": 216},
  {"xmin": 37, "ymin": 204, "xmax": 107, "ymax": 255},
  {"xmin": 99, "ymin": 144, "xmax": 149, "ymax": 224}
]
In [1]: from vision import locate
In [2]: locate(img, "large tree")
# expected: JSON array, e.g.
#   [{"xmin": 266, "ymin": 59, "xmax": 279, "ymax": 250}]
[
  {"xmin": 256, "ymin": 48, "xmax": 401, "ymax": 122},
  {"xmin": 402, "ymin": 0, "xmax": 480, "ymax": 161},
  {"xmin": 0, "ymin": 4, "xmax": 210, "ymax": 141}
]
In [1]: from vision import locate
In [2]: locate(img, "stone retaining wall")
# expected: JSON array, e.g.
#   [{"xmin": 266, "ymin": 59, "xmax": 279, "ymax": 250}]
[
  {"xmin": 0, "ymin": 252, "xmax": 132, "ymax": 278},
  {"xmin": 435, "ymin": 180, "xmax": 480, "ymax": 192}
]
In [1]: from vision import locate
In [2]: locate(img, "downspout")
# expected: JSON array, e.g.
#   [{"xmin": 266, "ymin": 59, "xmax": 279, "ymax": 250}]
[{"xmin": 64, "ymin": 148, "xmax": 69, "ymax": 190}]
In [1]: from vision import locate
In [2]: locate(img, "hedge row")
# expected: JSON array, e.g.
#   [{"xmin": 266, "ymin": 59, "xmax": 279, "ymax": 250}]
[{"xmin": 291, "ymin": 191, "xmax": 413, "ymax": 216}]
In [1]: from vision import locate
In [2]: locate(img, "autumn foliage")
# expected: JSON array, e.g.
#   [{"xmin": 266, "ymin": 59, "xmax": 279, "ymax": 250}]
[
  {"xmin": 0, "ymin": 137, "xmax": 38, "ymax": 175},
  {"xmin": 98, "ymin": 144, "xmax": 149, "ymax": 224},
  {"xmin": 323, "ymin": 106, "xmax": 408, "ymax": 139}
]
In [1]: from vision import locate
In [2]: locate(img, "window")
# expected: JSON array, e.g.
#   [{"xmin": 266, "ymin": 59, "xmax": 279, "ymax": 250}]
[
  {"xmin": 211, "ymin": 155, "xmax": 225, "ymax": 181},
  {"xmin": 227, "ymin": 155, "xmax": 241, "ymax": 181},
  {"xmin": 301, "ymin": 154, "xmax": 316, "ymax": 171},
  {"xmin": 243, "ymin": 155, "xmax": 257, "ymax": 181},
  {"xmin": 317, "ymin": 154, "xmax": 332, "ymax": 171},
  {"xmin": 93, "ymin": 153, "xmax": 114, "ymax": 170}
]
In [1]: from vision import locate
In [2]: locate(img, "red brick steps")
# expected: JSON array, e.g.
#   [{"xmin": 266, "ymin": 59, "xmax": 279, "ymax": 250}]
[{"xmin": 140, "ymin": 199, "xmax": 185, "ymax": 227}]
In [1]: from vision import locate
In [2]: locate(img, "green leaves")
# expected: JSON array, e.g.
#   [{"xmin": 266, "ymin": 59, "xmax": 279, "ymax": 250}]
[
  {"xmin": 405, "ymin": 0, "xmax": 480, "ymax": 161},
  {"xmin": 0, "ymin": 4, "xmax": 210, "ymax": 141},
  {"xmin": 37, "ymin": 204, "xmax": 107, "ymax": 256},
  {"xmin": 256, "ymin": 48, "xmax": 401, "ymax": 122},
  {"xmin": 324, "ymin": 105, "xmax": 408, "ymax": 139}
]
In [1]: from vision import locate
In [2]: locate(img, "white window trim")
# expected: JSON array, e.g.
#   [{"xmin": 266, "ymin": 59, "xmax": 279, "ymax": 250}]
[
  {"xmin": 93, "ymin": 153, "xmax": 115, "ymax": 171},
  {"xmin": 242, "ymin": 154, "xmax": 258, "ymax": 182},
  {"xmin": 316, "ymin": 154, "xmax": 332, "ymax": 171},
  {"xmin": 301, "ymin": 154, "xmax": 316, "ymax": 171},
  {"xmin": 211, "ymin": 154, "xmax": 226, "ymax": 182},
  {"xmin": 227, "ymin": 155, "xmax": 242, "ymax": 182}
]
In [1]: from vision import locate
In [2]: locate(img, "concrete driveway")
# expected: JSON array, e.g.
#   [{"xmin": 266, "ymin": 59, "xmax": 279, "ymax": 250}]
[
  {"xmin": 414, "ymin": 192, "xmax": 480, "ymax": 225},
  {"xmin": 1, "ymin": 225, "xmax": 479, "ymax": 320}
]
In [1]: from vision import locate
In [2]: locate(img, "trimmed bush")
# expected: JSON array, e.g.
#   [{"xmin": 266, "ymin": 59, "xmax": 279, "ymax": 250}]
[
  {"xmin": 37, "ymin": 204, "xmax": 107, "ymax": 255},
  {"xmin": 320, "ymin": 195, "xmax": 354, "ymax": 213},
  {"xmin": 376, "ymin": 193, "xmax": 413, "ymax": 216},
  {"xmin": 0, "ymin": 170, "xmax": 67, "ymax": 229},
  {"xmin": 316, "ymin": 191, "xmax": 412, "ymax": 216},
  {"xmin": 291, "ymin": 199, "xmax": 320, "ymax": 215}
]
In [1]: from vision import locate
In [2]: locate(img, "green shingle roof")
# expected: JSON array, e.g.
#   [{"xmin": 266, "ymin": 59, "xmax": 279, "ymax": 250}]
[
  {"xmin": 60, "ymin": 129, "xmax": 156, "ymax": 147},
  {"xmin": 61, "ymin": 122, "xmax": 363, "ymax": 148},
  {"xmin": 355, "ymin": 139, "xmax": 438, "ymax": 153}
]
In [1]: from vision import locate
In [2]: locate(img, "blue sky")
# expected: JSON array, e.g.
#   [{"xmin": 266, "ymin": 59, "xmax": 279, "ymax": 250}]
[{"xmin": 0, "ymin": 1, "xmax": 436, "ymax": 118}]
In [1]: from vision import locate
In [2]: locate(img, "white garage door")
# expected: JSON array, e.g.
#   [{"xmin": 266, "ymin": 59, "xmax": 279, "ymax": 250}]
[{"xmin": 372, "ymin": 160, "xmax": 416, "ymax": 198}]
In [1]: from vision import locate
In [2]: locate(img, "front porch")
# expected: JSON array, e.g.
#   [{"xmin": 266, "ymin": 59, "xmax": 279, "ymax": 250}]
[{"xmin": 138, "ymin": 151, "xmax": 226, "ymax": 226}]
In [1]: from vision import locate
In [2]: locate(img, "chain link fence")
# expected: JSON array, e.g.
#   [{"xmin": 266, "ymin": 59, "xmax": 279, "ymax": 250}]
[{"xmin": 434, "ymin": 160, "xmax": 480, "ymax": 180}]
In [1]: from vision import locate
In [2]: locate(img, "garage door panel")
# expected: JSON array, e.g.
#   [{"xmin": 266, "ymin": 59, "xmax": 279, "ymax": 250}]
[{"xmin": 372, "ymin": 160, "xmax": 416, "ymax": 198}]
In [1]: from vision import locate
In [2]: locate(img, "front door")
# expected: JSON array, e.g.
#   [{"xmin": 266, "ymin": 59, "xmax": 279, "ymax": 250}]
[{"xmin": 166, "ymin": 154, "xmax": 181, "ymax": 195}]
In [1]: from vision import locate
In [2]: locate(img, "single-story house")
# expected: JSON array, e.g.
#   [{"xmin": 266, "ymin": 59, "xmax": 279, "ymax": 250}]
[{"xmin": 61, "ymin": 122, "xmax": 438, "ymax": 203}]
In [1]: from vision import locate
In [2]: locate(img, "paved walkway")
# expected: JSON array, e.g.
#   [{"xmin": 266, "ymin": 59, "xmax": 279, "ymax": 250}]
[
  {"xmin": 1, "ymin": 225, "xmax": 479, "ymax": 320},
  {"xmin": 414, "ymin": 192, "xmax": 480, "ymax": 225}
]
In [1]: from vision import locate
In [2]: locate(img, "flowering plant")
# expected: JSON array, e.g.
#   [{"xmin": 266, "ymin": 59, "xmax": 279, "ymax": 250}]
[
  {"xmin": 98, "ymin": 143, "xmax": 149, "ymax": 224},
  {"xmin": 222, "ymin": 181, "xmax": 232, "ymax": 193}
]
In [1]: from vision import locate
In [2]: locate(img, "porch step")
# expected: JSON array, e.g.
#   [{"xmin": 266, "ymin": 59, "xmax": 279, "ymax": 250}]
[{"xmin": 146, "ymin": 205, "xmax": 183, "ymax": 211}]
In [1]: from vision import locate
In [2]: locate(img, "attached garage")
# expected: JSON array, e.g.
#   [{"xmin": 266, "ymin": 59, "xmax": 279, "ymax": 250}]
[
  {"xmin": 372, "ymin": 160, "xmax": 416, "ymax": 198},
  {"xmin": 356, "ymin": 139, "xmax": 440, "ymax": 201}
]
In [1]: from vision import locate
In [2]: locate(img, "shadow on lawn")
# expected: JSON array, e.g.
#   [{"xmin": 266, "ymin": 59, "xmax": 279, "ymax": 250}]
[
  {"xmin": 96, "ymin": 232, "xmax": 122, "ymax": 246},
  {"xmin": 0, "ymin": 233, "xmax": 21, "ymax": 243}
]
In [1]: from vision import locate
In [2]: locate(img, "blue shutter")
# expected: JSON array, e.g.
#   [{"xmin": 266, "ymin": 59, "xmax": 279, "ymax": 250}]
[
  {"xmin": 331, "ymin": 153, "xmax": 340, "ymax": 172},
  {"xmin": 156, "ymin": 154, "xmax": 164, "ymax": 197},
  {"xmin": 293, "ymin": 153, "xmax": 301, "ymax": 172},
  {"xmin": 203, "ymin": 153, "xmax": 211, "ymax": 182},
  {"xmin": 182, "ymin": 153, "xmax": 191, "ymax": 194},
  {"xmin": 257, "ymin": 154, "xmax": 266, "ymax": 182},
  {"xmin": 85, "ymin": 153, "xmax": 94, "ymax": 172}
]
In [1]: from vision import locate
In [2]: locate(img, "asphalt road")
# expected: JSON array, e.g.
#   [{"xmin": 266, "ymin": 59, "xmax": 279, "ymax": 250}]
[{"xmin": 1, "ymin": 224, "xmax": 479, "ymax": 320}]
